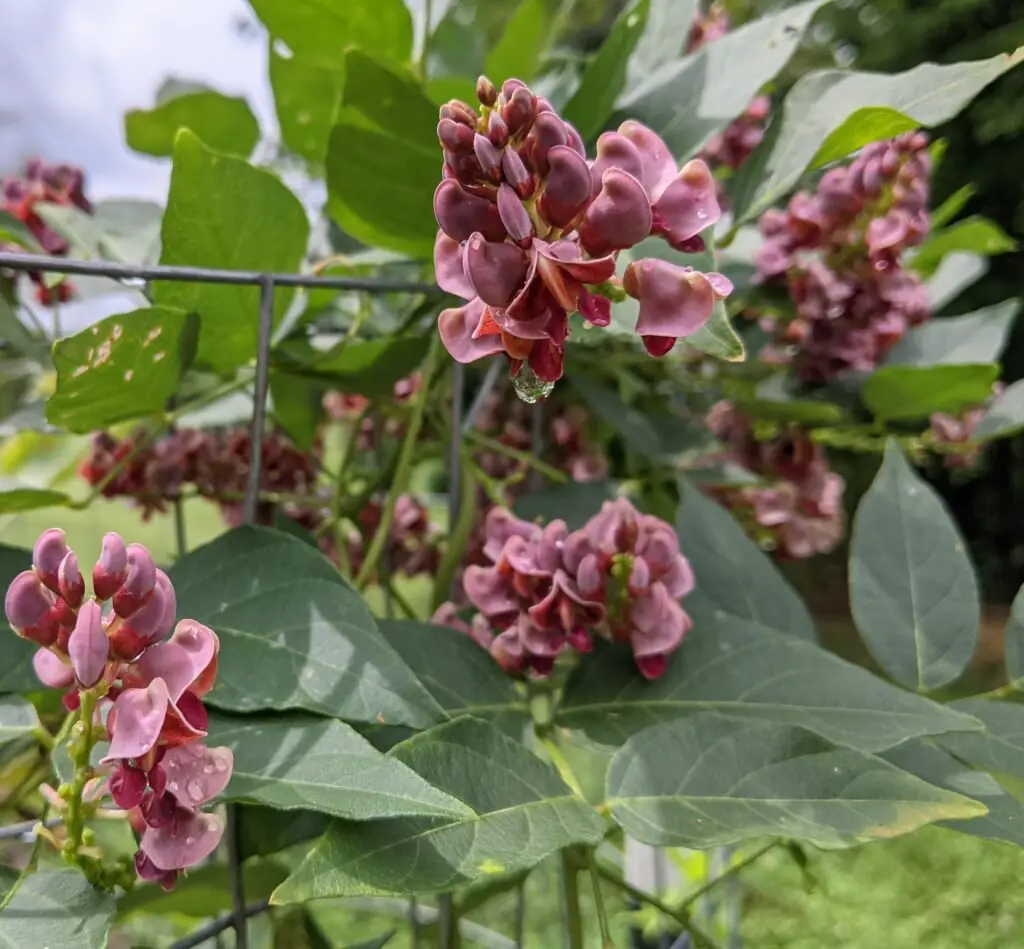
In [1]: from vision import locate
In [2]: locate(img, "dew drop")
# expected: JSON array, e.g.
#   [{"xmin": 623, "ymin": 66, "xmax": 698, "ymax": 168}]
[
  {"xmin": 512, "ymin": 365, "xmax": 555, "ymax": 404},
  {"xmin": 186, "ymin": 780, "xmax": 204, "ymax": 803},
  {"xmin": 214, "ymin": 757, "xmax": 229, "ymax": 773},
  {"xmin": 185, "ymin": 834, "xmax": 197, "ymax": 845},
  {"xmin": 168, "ymin": 781, "xmax": 179, "ymax": 792},
  {"xmin": 696, "ymin": 208, "xmax": 708, "ymax": 221},
  {"xmin": 203, "ymin": 763, "xmax": 215, "ymax": 774}
]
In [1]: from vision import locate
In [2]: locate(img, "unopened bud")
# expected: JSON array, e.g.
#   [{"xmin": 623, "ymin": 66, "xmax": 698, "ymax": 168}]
[
  {"xmin": 33, "ymin": 529, "xmax": 69, "ymax": 594},
  {"xmin": 487, "ymin": 111, "xmax": 509, "ymax": 148},
  {"xmin": 476, "ymin": 75, "xmax": 497, "ymax": 107},
  {"xmin": 438, "ymin": 118, "xmax": 475, "ymax": 153},
  {"xmin": 473, "ymin": 133, "xmax": 503, "ymax": 182},
  {"xmin": 503, "ymin": 87, "xmax": 536, "ymax": 136}
]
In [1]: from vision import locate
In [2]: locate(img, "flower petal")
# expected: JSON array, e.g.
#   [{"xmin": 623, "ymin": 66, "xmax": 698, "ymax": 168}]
[
  {"xmin": 141, "ymin": 810, "xmax": 224, "ymax": 872},
  {"xmin": 434, "ymin": 231, "xmax": 475, "ymax": 299},
  {"xmin": 618, "ymin": 120, "xmax": 677, "ymax": 199},
  {"xmin": 32, "ymin": 648, "xmax": 74, "ymax": 689},
  {"xmin": 650, "ymin": 159, "xmax": 721, "ymax": 250},
  {"xmin": 438, "ymin": 299, "xmax": 507, "ymax": 363},
  {"xmin": 624, "ymin": 259, "xmax": 716, "ymax": 341},
  {"xmin": 104, "ymin": 678, "xmax": 171, "ymax": 762},
  {"xmin": 463, "ymin": 233, "xmax": 530, "ymax": 308},
  {"xmin": 68, "ymin": 600, "xmax": 108, "ymax": 687},
  {"xmin": 578, "ymin": 168, "xmax": 652, "ymax": 257},
  {"xmin": 162, "ymin": 743, "xmax": 234, "ymax": 808}
]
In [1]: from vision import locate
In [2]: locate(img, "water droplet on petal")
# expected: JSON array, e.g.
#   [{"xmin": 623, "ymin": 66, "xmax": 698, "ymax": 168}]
[
  {"xmin": 512, "ymin": 365, "xmax": 555, "ymax": 404},
  {"xmin": 214, "ymin": 757, "xmax": 228, "ymax": 773},
  {"xmin": 186, "ymin": 779, "xmax": 204, "ymax": 803},
  {"xmin": 203, "ymin": 763, "xmax": 214, "ymax": 774},
  {"xmin": 185, "ymin": 834, "xmax": 197, "ymax": 845},
  {"xmin": 696, "ymin": 209, "xmax": 708, "ymax": 220},
  {"xmin": 168, "ymin": 781, "xmax": 179, "ymax": 792}
]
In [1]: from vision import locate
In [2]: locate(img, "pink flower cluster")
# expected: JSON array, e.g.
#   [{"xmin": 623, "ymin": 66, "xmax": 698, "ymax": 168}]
[
  {"xmin": 703, "ymin": 402, "xmax": 845, "ymax": 559},
  {"xmin": 929, "ymin": 383, "xmax": 1004, "ymax": 470},
  {"xmin": 1, "ymin": 159, "xmax": 92, "ymax": 305},
  {"xmin": 434, "ymin": 75, "xmax": 731, "ymax": 383},
  {"xmin": 4, "ymin": 530, "xmax": 233, "ymax": 890},
  {"xmin": 435, "ymin": 499, "xmax": 695, "ymax": 680},
  {"xmin": 755, "ymin": 133, "xmax": 932, "ymax": 382}
]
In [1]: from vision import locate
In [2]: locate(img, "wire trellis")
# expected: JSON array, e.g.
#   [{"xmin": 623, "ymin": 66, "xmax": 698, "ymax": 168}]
[{"xmin": 0, "ymin": 249, "xmax": 739, "ymax": 949}]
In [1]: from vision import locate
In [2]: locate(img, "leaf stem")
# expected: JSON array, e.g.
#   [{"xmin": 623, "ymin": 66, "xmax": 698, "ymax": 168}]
[
  {"xmin": 559, "ymin": 849, "xmax": 584, "ymax": 949},
  {"xmin": 973, "ymin": 682, "xmax": 1018, "ymax": 700},
  {"xmin": 588, "ymin": 857, "xmax": 613, "ymax": 948},
  {"xmin": 677, "ymin": 841, "xmax": 777, "ymax": 910},
  {"xmin": 538, "ymin": 734, "xmax": 586, "ymax": 801},
  {"xmin": 63, "ymin": 687, "xmax": 98, "ymax": 860},
  {"xmin": 464, "ymin": 429, "xmax": 569, "ymax": 483}
]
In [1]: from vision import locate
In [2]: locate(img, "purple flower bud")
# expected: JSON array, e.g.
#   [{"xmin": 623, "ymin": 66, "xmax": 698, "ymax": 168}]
[
  {"xmin": 442, "ymin": 99, "xmax": 478, "ymax": 127},
  {"xmin": 68, "ymin": 600, "xmax": 108, "ymax": 687},
  {"xmin": 58, "ymin": 551, "xmax": 85, "ymax": 608},
  {"xmin": 537, "ymin": 145, "xmax": 592, "ymax": 228},
  {"xmin": 438, "ymin": 118, "xmax": 475, "ymax": 153},
  {"xmin": 624, "ymin": 259, "xmax": 717, "ymax": 352},
  {"xmin": 497, "ymin": 183, "xmax": 535, "ymax": 243},
  {"xmin": 476, "ymin": 75, "xmax": 498, "ymax": 107},
  {"xmin": 463, "ymin": 233, "xmax": 530, "ymax": 308},
  {"xmin": 5, "ymin": 571, "xmax": 58, "ymax": 646},
  {"xmin": 93, "ymin": 532, "xmax": 128, "ymax": 601},
  {"xmin": 33, "ymin": 648, "xmax": 74, "ymax": 688},
  {"xmin": 578, "ymin": 168, "xmax": 653, "ymax": 256},
  {"xmin": 589, "ymin": 132, "xmax": 645, "ymax": 198},
  {"xmin": 650, "ymin": 159, "xmax": 721, "ymax": 251},
  {"xmin": 109, "ymin": 579, "xmax": 171, "ymax": 660},
  {"xmin": 635, "ymin": 653, "xmax": 668, "ymax": 680},
  {"xmin": 502, "ymin": 87, "xmax": 536, "ymax": 136},
  {"xmin": 33, "ymin": 528, "xmax": 68, "ymax": 594},
  {"xmin": 501, "ymin": 78, "xmax": 529, "ymax": 99},
  {"xmin": 110, "ymin": 764, "xmax": 148, "ymax": 810},
  {"xmin": 501, "ymin": 149, "xmax": 534, "ymax": 199},
  {"xmin": 433, "ymin": 179, "xmax": 507, "ymax": 243},
  {"xmin": 564, "ymin": 122, "xmax": 586, "ymax": 158},
  {"xmin": 113, "ymin": 543, "xmax": 157, "ymax": 619},
  {"xmin": 487, "ymin": 111, "xmax": 509, "ymax": 148},
  {"xmin": 525, "ymin": 112, "xmax": 568, "ymax": 176},
  {"xmin": 473, "ymin": 133, "xmax": 503, "ymax": 182}
]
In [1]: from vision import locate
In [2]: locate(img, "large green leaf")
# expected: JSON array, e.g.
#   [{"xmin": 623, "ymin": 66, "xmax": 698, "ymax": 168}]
[
  {"xmin": 559, "ymin": 631, "xmax": 981, "ymax": 755},
  {"xmin": 342, "ymin": 51, "xmax": 436, "ymax": 151},
  {"xmin": 270, "ymin": 371, "xmax": 323, "ymax": 451},
  {"xmin": 281, "ymin": 335, "xmax": 431, "ymax": 397},
  {"xmin": 0, "ymin": 869, "xmax": 115, "ymax": 948},
  {"xmin": 861, "ymin": 363, "xmax": 1000, "ymax": 421},
  {"xmin": 1004, "ymin": 583, "xmax": 1024, "ymax": 686},
  {"xmin": 269, "ymin": 43, "xmax": 344, "ymax": 165},
  {"xmin": 0, "ymin": 696, "xmax": 39, "ymax": 745},
  {"xmin": 125, "ymin": 88, "xmax": 260, "ymax": 158},
  {"xmin": 47, "ymin": 307, "xmax": 198, "ymax": 433},
  {"xmin": 731, "ymin": 49, "xmax": 1024, "ymax": 226},
  {"xmin": 207, "ymin": 711, "xmax": 472, "ymax": 819},
  {"xmin": 0, "ymin": 544, "xmax": 38, "ymax": 694},
  {"xmin": 271, "ymin": 717, "xmax": 606, "ymax": 901},
  {"xmin": 513, "ymin": 480, "xmax": 622, "ymax": 530},
  {"xmin": 974, "ymin": 378, "xmax": 1024, "ymax": 439},
  {"xmin": 678, "ymin": 478, "xmax": 816, "ymax": 642},
  {"xmin": 910, "ymin": 217, "xmax": 1018, "ymax": 277},
  {"xmin": 882, "ymin": 739, "xmax": 1024, "ymax": 848},
  {"xmin": 623, "ymin": 0, "xmax": 698, "ymax": 95},
  {"xmin": 249, "ymin": 0, "xmax": 413, "ymax": 65},
  {"xmin": 938, "ymin": 699, "xmax": 1024, "ymax": 784},
  {"xmin": 617, "ymin": 0, "xmax": 828, "ymax": 159},
  {"xmin": 849, "ymin": 440, "xmax": 979, "ymax": 692},
  {"xmin": 154, "ymin": 129, "xmax": 309, "ymax": 371},
  {"xmin": 0, "ymin": 210, "xmax": 43, "ymax": 251},
  {"xmin": 484, "ymin": 0, "xmax": 549, "ymax": 85},
  {"xmin": 169, "ymin": 526, "xmax": 444, "ymax": 727},
  {"xmin": 569, "ymin": 376, "xmax": 661, "ymax": 457},
  {"xmin": 883, "ymin": 301, "xmax": 1019, "ymax": 367},
  {"xmin": 0, "ymin": 488, "xmax": 71, "ymax": 514},
  {"xmin": 236, "ymin": 806, "xmax": 330, "ymax": 860},
  {"xmin": 0, "ymin": 289, "xmax": 41, "ymax": 357},
  {"xmin": 606, "ymin": 715, "xmax": 983, "ymax": 848},
  {"xmin": 562, "ymin": 0, "xmax": 650, "ymax": 140}
]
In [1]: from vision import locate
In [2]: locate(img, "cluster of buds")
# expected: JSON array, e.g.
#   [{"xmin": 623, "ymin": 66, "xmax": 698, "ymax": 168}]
[
  {"xmin": 1, "ymin": 159, "xmax": 92, "ymax": 305},
  {"xmin": 435, "ymin": 499, "xmax": 694, "ymax": 680},
  {"xmin": 346, "ymin": 494, "xmax": 442, "ymax": 580},
  {"xmin": 4, "ymin": 530, "xmax": 232, "ymax": 890},
  {"xmin": 322, "ymin": 374, "xmax": 423, "ymax": 451},
  {"xmin": 928, "ymin": 383, "xmax": 1003, "ymax": 471},
  {"xmin": 702, "ymin": 402, "xmax": 845, "ymax": 559},
  {"xmin": 434, "ymin": 75, "xmax": 731, "ymax": 394},
  {"xmin": 755, "ymin": 133, "xmax": 932, "ymax": 382}
]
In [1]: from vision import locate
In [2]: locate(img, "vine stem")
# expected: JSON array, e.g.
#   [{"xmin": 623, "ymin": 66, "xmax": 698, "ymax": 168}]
[
  {"xmin": 588, "ymin": 858, "xmax": 613, "ymax": 948},
  {"xmin": 354, "ymin": 336, "xmax": 441, "ymax": 589},
  {"xmin": 677, "ymin": 841, "xmax": 777, "ymax": 911},
  {"xmin": 559, "ymin": 850, "xmax": 584, "ymax": 949},
  {"xmin": 63, "ymin": 687, "xmax": 99, "ymax": 858},
  {"xmin": 538, "ymin": 734, "xmax": 587, "ymax": 801}
]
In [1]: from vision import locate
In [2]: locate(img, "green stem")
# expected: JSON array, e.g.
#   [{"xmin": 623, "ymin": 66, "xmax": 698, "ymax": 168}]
[
  {"xmin": 33, "ymin": 724, "xmax": 55, "ymax": 751},
  {"xmin": 678, "ymin": 841, "xmax": 777, "ymax": 910},
  {"xmin": 355, "ymin": 337, "xmax": 441, "ymax": 589},
  {"xmin": 318, "ymin": 403, "xmax": 372, "ymax": 541},
  {"xmin": 973, "ymin": 682, "xmax": 1018, "ymax": 700},
  {"xmin": 63, "ymin": 688, "xmax": 99, "ymax": 861},
  {"xmin": 465, "ymin": 430, "xmax": 569, "ymax": 484},
  {"xmin": 559, "ymin": 849, "xmax": 584, "ymax": 949},
  {"xmin": 538, "ymin": 734, "xmax": 586, "ymax": 800},
  {"xmin": 166, "ymin": 373, "xmax": 253, "ymax": 424},
  {"xmin": 0, "ymin": 803, "xmax": 48, "ymax": 913},
  {"xmin": 588, "ymin": 857, "xmax": 613, "ymax": 949}
]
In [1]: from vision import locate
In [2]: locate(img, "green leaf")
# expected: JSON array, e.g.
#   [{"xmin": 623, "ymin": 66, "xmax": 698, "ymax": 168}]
[
  {"xmin": 927, "ymin": 252, "xmax": 987, "ymax": 312},
  {"xmin": 623, "ymin": 0, "xmax": 698, "ymax": 95},
  {"xmin": 974, "ymin": 378, "xmax": 1024, "ymax": 439},
  {"xmin": 0, "ymin": 488, "xmax": 71, "ymax": 514},
  {"xmin": 271, "ymin": 717, "xmax": 606, "ymax": 901},
  {"xmin": 849, "ymin": 440, "xmax": 980, "ymax": 692},
  {"xmin": 883, "ymin": 301, "xmax": 1019, "ymax": 367},
  {"xmin": 47, "ymin": 307, "xmax": 199, "ymax": 433},
  {"xmin": 325, "ymin": 123, "xmax": 437, "ymax": 258},
  {"xmin": 569, "ymin": 376, "xmax": 661, "ymax": 457},
  {"xmin": 911, "ymin": 217, "xmax": 1018, "ymax": 277},
  {"xmin": 0, "ymin": 695, "xmax": 39, "ymax": 744},
  {"xmin": 249, "ymin": 0, "xmax": 413, "ymax": 65},
  {"xmin": 607, "ymin": 715, "xmax": 984, "ymax": 848},
  {"xmin": 938, "ymin": 698, "xmax": 1024, "ymax": 786},
  {"xmin": 618, "ymin": 0, "xmax": 829, "ymax": 160},
  {"xmin": 881, "ymin": 739, "xmax": 1024, "ymax": 848},
  {"xmin": 0, "ymin": 289, "xmax": 39, "ymax": 357},
  {"xmin": 731, "ymin": 48, "xmax": 1024, "ymax": 226},
  {"xmin": 284, "ymin": 336, "xmax": 431, "ymax": 397},
  {"xmin": 207, "ymin": 711, "xmax": 473, "ymax": 819},
  {"xmin": 809, "ymin": 106, "xmax": 924, "ymax": 167},
  {"xmin": 154, "ymin": 129, "xmax": 309, "ymax": 371},
  {"xmin": 237, "ymin": 806, "xmax": 330, "ymax": 860},
  {"xmin": 0, "ymin": 210, "xmax": 43, "ymax": 251},
  {"xmin": 0, "ymin": 869, "xmax": 115, "ymax": 948},
  {"xmin": 0, "ymin": 544, "xmax": 39, "ymax": 694},
  {"xmin": 861, "ymin": 363, "xmax": 1000, "ymax": 421},
  {"xmin": 562, "ymin": 0, "xmax": 650, "ymax": 140},
  {"xmin": 270, "ymin": 372, "xmax": 323, "ymax": 451},
  {"xmin": 678, "ymin": 478, "xmax": 817, "ymax": 642},
  {"xmin": 378, "ymin": 621, "xmax": 525, "ymax": 723},
  {"xmin": 269, "ymin": 44, "xmax": 344, "ymax": 165},
  {"xmin": 125, "ymin": 89, "xmax": 260, "ymax": 158},
  {"xmin": 32, "ymin": 205, "xmax": 108, "ymax": 261},
  {"xmin": 169, "ymin": 526, "xmax": 444, "ymax": 727},
  {"xmin": 484, "ymin": 0, "xmax": 549, "ymax": 85},
  {"xmin": 930, "ymin": 184, "xmax": 976, "ymax": 231},
  {"xmin": 685, "ymin": 301, "xmax": 745, "ymax": 362},
  {"xmin": 1004, "ymin": 583, "xmax": 1024, "ymax": 686},
  {"xmin": 513, "ymin": 480, "xmax": 622, "ymax": 530},
  {"xmin": 559, "ymin": 630, "xmax": 981, "ymax": 755}
]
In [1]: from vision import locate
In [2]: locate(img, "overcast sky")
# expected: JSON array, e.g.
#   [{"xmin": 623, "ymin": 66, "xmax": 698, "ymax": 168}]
[{"xmin": 0, "ymin": 0, "xmax": 273, "ymax": 201}]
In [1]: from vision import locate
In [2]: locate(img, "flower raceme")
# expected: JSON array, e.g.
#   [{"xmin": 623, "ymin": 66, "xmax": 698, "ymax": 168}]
[
  {"xmin": 3, "ymin": 529, "xmax": 233, "ymax": 890},
  {"xmin": 434, "ymin": 76, "xmax": 732, "ymax": 387},
  {"xmin": 434, "ymin": 499, "xmax": 694, "ymax": 680}
]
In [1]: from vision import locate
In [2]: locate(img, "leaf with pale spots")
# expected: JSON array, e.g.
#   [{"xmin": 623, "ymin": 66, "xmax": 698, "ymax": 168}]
[
  {"xmin": 849, "ymin": 440, "xmax": 980, "ymax": 691},
  {"xmin": 606, "ymin": 715, "xmax": 986, "ymax": 848},
  {"xmin": 271, "ymin": 717, "xmax": 606, "ymax": 901},
  {"xmin": 207, "ymin": 711, "xmax": 472, "ymax": 820},
  {"xmin": 169, "ymin": 526, "xmax": 445, "ymax": 728},
  {"xmin": 46, "ymin": 306, "xmax": 198, "ymax": 433}
]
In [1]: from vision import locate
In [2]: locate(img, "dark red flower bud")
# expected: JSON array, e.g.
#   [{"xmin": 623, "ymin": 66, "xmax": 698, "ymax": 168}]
[
  {"xmin": 58, "ymin": 551, "xmax": 85, "ymax": 608},
  {"xmin": 503, "ymin": 87, "xmax": 536, "ymax": 136},
  {"xmin": 488, "ymin": 111, "xmax": 509, "ymax": 148},
  {"xmin": 473, "ymin": 133, "xmax": 503, "ymax": 182},
  {"xmin": 443, "ymin": 99, "xmax": 478, "ymax": 127},
  {"xmin": 501, "ymin": 149, "xmax": 534, "ymax": 199},
  {"xmin": 438, "ymin": 118, "xmax": 475, "ymax": 153},
  {"xmin": 538, "ymin": 145, "xmax": 593, "ymax": 228},
  {"xmin": 433, "ymin": 179, "xmax": 507, "ymax": 243},
  {"xmin": 476, "ymin": 75, "xmax": 498, "ymax": 107},
  {"xmin": 525, "ymin": 112, "xmax": 568, "ymax": 176},
  {"xmin": 497, "ymin": 184, "xmax": 534, "ymax": 244}
]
